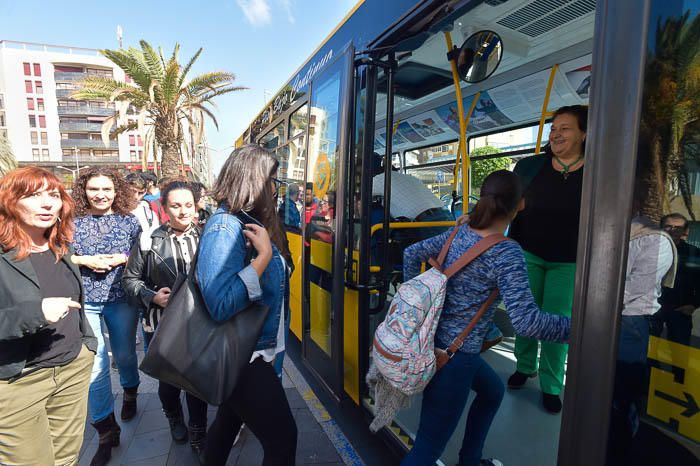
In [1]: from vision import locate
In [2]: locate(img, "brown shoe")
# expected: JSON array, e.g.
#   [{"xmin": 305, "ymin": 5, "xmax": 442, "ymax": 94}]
[
  {"xmin": 121, "ymin": 385, "xmax": 138, "ymax": 421},
  {"xmin": 90, "ymin": 413, "xmax": 121, "ymax": 466}
]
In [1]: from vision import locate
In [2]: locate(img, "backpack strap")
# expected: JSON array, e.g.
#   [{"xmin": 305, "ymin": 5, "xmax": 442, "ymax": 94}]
[
  {"xmin": 445, "ymin": 288, "xmax": 499, "ymax": 356},
  {"xmin": 427, "ymin": 227, "xmax": 460, "ymax": 271},
  {"xmin": 443, "ymin": 234, "xmax": 507, "ymax": 278}
]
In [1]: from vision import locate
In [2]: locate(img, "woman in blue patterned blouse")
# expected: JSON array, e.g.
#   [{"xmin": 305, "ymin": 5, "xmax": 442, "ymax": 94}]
[
  {"xmin": 400, "ymin": 171, "xmax": 571, "ymax": 466},
  {"xmin": 71, "ymin": 167, "xmax": 141, "ymax": 466}
]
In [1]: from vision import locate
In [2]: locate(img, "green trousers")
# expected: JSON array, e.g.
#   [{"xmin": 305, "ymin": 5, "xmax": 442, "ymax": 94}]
[{"xmin": 514, "ymin": 251, "xmax": 576, "ymax": 395}]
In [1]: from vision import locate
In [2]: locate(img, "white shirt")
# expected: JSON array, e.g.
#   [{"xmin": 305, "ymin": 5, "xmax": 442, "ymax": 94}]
[
  {"xmin": 372, "ymin": 172, "xmax": 444, "ymax": 220},
  {"xmin": 623, "ymin": 233, "xmax": 674, "ymax": 316},
  {"xmin": 132, "ymin": 201, "xmax": 160, "ymax": 250}
]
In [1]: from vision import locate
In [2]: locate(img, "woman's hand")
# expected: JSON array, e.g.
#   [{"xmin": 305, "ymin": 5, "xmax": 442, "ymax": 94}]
[
  {"xmin": 456, "ymin": 214, "xmax": 470, "ymax": 226},
  {"xmin": 152, "ymin": 287, "xmax": 171, "ymax": 308},
  {"xmin": 72, "ymin": 255, "xmax": 113, "ymax": 273},
  {"xmin": 41, "ymin": 297, "xmax": 81, "ymax": 323},
  {"xmin": 244, "ymin": 223, "xmax": 273, "ymax": 277},
  {"xmin": 102, "ymin": 253, "xmax": 128, "ymax": 267}
]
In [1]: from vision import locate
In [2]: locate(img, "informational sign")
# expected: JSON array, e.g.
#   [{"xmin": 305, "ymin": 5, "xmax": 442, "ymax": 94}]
[
  {"xmin": 314, "ymin": 152, "xmax": 332, "ymax": 200},
  {"xmin": 646, "ymin": 336, "xmax": 699, "ymax": 442}
]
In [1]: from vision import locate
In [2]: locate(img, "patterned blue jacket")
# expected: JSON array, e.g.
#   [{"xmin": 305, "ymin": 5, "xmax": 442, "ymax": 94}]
[
  {"xmin": 403, "ymin": 225, "xmax": 570, "ymax": 354},
  {"xmin": 73, "ymin": 214, "xmax": 142, "ymax": 303}
]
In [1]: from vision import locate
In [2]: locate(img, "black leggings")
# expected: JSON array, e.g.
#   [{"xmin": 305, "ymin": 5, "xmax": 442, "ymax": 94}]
[
  {"xmin": 158, "ymin": 381, "xmax": 208, "ymax": 427},
  {"xmin": 204, "ymin": 358, "xmax": 298, "ymax": 465}
]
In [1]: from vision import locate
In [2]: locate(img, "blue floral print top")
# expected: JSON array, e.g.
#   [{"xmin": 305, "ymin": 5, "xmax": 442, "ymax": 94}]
[{"xmin": 73, "ymin": 214, "xmax": 141, "ymax": 303}]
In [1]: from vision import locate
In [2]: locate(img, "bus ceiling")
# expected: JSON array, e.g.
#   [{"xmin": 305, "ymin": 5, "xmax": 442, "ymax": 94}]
[{"xmin": 369, "ymin": 0, "xmax": 596, "ymax": 153}]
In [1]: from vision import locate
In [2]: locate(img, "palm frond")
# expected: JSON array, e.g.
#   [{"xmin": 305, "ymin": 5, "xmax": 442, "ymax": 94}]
[
  {"xmin": 178, "ymin": 47, "xmax": 203, "ymax": 89},
  {"xmin": 139, "ymin": 40, "xmax": 165, "ymax": 80}
]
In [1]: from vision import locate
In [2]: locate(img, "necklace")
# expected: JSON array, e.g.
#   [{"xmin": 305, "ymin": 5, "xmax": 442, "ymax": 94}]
[{"xmin": 553, "ymin": 155, "xmax": 583, "ymax": 179}]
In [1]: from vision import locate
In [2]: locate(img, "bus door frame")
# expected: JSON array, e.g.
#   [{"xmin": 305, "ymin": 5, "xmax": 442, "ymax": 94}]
[{"xmin": 301, "ymin": 43, "xmax": 355, "ymax": 401}]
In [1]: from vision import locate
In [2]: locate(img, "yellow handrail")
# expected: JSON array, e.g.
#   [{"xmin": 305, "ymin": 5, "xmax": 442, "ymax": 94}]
[
  {"xmin": 370, "ymin": 221, "xmax": 456, "ymax": 237},
  {"xmin": 444, "ymin": 31, "xmax": 468, "ymax": 198},
  {"xmin": 535, "ymin": 64, "xmax": 559, "ymax": 154}
]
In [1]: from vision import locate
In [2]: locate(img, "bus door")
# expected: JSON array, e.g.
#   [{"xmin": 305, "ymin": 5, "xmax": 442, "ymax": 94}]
[{"xmin": 301, "ymin": 45, "xmax": 354, "ymax": 398}]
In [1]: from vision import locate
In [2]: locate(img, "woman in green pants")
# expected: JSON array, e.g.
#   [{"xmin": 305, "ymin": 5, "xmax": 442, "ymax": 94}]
[{"xmin": 507, "ymin": 105, "xmax": 587, "ymax": 414}]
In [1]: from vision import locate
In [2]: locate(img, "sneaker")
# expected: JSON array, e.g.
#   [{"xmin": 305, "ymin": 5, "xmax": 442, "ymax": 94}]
[
  {"xmin": 233, "ymin": 424, "xmax": 245, "ymax": 446},
  {"xmin": 542, "ymin": 393, "xmax": 562, "ymax": 414},
  {"xmin": 507, "ymin": 371, "xmax": 535, "ymax": 389},
  {"xmin": 481, "ymin": 459, "xmax": 504, "ymax": 466}
]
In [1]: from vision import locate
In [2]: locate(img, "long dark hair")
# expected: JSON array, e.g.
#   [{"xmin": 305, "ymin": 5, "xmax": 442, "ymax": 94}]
[
  {"xmin": 212, "ymin": 145, "xmax": 290, "ymax": 260},
  {"xmin": 545, "ymin": 105, "xmax": 589, "ymax": 156},
  {"xmin": 73, "ymin": 167, "xmax": 135, "ymax": 216},
  {"xmin": 469, "ymin": 170, "xmax": 523, "ymax": 229}
]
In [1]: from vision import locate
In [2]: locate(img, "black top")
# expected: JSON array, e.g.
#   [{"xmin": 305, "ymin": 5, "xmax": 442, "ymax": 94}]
[
  {"xmin": 509, "ymin": 157, "xmax": 583, "ymax": 263},
  {"xmin": 660, "ymin": 241, "xmax": 700, "ymax": 310},
  {"xmin": 25, "ymin": 250, "xmax": 82, "ymax": 368}
]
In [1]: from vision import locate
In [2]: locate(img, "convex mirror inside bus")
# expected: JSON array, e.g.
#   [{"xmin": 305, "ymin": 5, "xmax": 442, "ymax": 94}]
[{"xmin": 457, "ymin": 30, "xmax": 503, "ymax": 83}]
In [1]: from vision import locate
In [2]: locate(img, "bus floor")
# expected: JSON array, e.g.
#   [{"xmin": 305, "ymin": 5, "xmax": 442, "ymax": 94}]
[
  {"xmin": 77, "ymin": 336, "xmax": 353, "ymax": 466},
  {"xmin": 390, "ymin": 337, "xmax": 699, "ymax": 466}
]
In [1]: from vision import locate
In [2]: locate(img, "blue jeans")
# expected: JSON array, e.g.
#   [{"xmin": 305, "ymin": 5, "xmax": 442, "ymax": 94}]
[
  {"xmin": 401, "ymin": 352, "xmax": 505, "ymax": 466},
  {"xmin": 86, "ymin": 301, "xmax": 140, "ymax": 423}
]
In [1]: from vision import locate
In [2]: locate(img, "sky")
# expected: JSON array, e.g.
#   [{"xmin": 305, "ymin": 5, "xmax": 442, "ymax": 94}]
[{"xmin": 0, "ymin": 0, "xmax": 357, "ymax": 174}]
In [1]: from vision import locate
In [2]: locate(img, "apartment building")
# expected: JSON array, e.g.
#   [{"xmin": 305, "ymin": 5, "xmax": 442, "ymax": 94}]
[{"xmin": 0, "ymin": 40, "xmax": 210, "ymax": 184}]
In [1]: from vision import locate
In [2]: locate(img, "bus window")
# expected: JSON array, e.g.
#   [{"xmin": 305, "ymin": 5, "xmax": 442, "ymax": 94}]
[
  {"xmin": 259, "ymin": 121, "xmax": 285, "ymax": 149},
  {"xmin": 469, "ymin": 123, "xmax": 551, "ymax": 155},
  {"xmin": 289, "ymin": 104, "xmax": 309, "ymax": 139},
  {"xmin": 405, "ymin": 143, "xmax": 457, "ymax": 167}
]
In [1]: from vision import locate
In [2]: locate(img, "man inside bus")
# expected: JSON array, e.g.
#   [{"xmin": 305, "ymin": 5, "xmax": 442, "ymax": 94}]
[
  {"xmin": 651, "ymin": 213, "xmax": 700, "ymax": 347},
  {"xmin": 371, "ymin": 152, "xmax": 453, "ymax": 240}
]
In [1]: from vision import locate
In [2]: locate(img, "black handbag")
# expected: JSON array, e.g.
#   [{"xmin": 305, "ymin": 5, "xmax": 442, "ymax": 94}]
[{"xmin": 139, "ymin": 241, "xmax": 269, "ymax": 406}]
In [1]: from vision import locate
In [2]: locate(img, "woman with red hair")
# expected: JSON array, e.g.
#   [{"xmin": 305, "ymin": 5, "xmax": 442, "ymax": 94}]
[{"xmin": 0, "ymin": 167, "xmax": 97, "ymax": 466}]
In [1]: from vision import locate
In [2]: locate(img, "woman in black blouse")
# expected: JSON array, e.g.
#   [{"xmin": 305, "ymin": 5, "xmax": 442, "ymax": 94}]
[
  {"xmin": 0, "ymin": 167, "xmax": 96, "ymax": 466},
  {"xmin": 507, "ymin": 105, "xmax": 587, "ymax": 414},
  {"xmin": 122, "ymin": 181, "xmax": 208, "ymax": 460}
]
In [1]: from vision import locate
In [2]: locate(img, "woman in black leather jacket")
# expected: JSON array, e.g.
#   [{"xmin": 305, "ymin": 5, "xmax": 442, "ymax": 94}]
[{"xmin": 122, "ymin": 181, "xmax": 207, "ymax": 459}]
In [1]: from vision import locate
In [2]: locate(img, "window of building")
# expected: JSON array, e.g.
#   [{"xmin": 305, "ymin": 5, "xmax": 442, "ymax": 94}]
[
  {"xmin": 137, "ymin": 135, "xmax": 143, "ymax": 146},
  {"xmin": 23, "ymin": 63, "xmax": 31, "ymax": 76},
  {"xmin": 0, "ymin": 94, "xmax": 4, "ymax": 109},
  {"xmin": 29, "ymin": 116, "xmax": 36, "ymax": 128},
  {"xmin": 93, "ymin": 150, "xmax": 118, "ymax": 158},
  {"xmin": 35, "ymin": 82, "xmax": 43, "ymax": 94},
  {"xmin": 30, "ymin": 132, "xmax": 38, "ymax": 144},
  {"xmin": 0, "ymin": 129, "xmax": 7, "ymax": 139},
  {"xmin": 41, "ymin": 132, "xmax": 48, "ymax": 145},
  {"xmin": 25, "ymin": 80, "xmax": 33, "ymax": 93},
  {"xmin": 130, "ymin": 150, "xmax": 137, "ymax": 161},
  {"xmin": 32, "ymin": 148, "xmax": 40, "ymax": 160},
  {"xmin": 37, "ymin": 98, "xmax": 45, "ymax": 112},
  {"xmin": 33, "ymin": 64, "xmax": 41, "ymax": 77},
  {"xmin": 138, "ymin": 150, "xmax": 143, "ymax": 161},
  {"xmin": 0, "ymin": 113, "xmax": 5, "ymax": 127},
  {"xmin": 129, "ymin": 134, "xmax": 135, "ymax": 145},
  {"xmin": 41, "ymin": 149, "xmax": 49, "ymax": 160},
  {"xmin": 27, "ymin": 98, "xmax": 34, "ymax": 110},
  {"xmin": 38, "ymin": 116, "xmax": 46, "ymax": 128}
]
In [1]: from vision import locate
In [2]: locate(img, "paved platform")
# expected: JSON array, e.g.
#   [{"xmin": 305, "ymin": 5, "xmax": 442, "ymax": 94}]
[{"xmin": 78, "ymin": 342, "xmax": 361, "ymax": 466}]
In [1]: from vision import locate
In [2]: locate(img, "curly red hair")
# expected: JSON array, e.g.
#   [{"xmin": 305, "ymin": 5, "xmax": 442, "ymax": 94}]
[{"xmin": 0, "ymin": 167, "xmax": 75, "ymax": 261}]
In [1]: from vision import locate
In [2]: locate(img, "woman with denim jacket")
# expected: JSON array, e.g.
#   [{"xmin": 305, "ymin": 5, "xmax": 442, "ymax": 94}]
[{"xmin": 196, "ymin": 145, "xmax": 297, "ymax": 466}]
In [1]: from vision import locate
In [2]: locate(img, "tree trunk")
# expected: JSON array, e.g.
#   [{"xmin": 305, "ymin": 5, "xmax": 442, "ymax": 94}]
[{"xmin": 160, "ymin": 143, "xmax": 182, "ymax": 180}]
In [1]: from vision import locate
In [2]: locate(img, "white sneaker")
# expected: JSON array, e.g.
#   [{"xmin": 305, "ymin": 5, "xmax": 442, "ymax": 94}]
[
  {"xmin": 233, "ymin": 424, "xmax": 245, "ymax": 446},
  {"xmin": 480, "ymin": 460, "xmax": 504, "ymax": 466}
]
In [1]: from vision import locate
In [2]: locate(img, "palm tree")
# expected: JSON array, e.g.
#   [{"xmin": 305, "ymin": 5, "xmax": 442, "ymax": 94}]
[
  {"xmin": 638, "ymin": 11, "xmax": 700, "ymax": 223},
  {"xmin": 0, "ymin": 136, "xmax": 17, "ymax": 177},
  {"xmin": 72, "ymin": 40, "xmax": 245, "ymax": 179}
]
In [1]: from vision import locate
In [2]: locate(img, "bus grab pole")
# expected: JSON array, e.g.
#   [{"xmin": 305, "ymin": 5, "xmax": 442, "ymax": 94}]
[
  {"xmin": 535, "ymin": 64, "xmax": 559, "ymax": 154},
  {"xmin": 381, "ymin": 53, "xmax": 396, "ymax": 304}
]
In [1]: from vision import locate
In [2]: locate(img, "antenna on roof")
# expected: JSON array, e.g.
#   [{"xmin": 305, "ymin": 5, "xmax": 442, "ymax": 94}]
[{"xmin": 117, "ymin": 25, "xmax": 123, "ymax": 49}]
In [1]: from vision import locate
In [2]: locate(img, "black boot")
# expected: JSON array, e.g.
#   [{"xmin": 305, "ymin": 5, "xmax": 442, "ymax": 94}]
[
  {"xmin": 91, "ymin": 413, "xmax": 121, "ymax": 466},
  {"xmin": 189, "ymin": 423, "xmax": 207, "ymax": 464},
  {"xmin": 121, "ymin": 385, "xmax": 138, "ymax": 421},
  {"xmin": 164, "ymin": 407, "xmax": 188, "ymax": 443}
]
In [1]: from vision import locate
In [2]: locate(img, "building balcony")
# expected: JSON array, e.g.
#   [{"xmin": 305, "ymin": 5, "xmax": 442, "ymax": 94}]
[
  {"xmin": 61, "ymin": 155, "xmax": 120, "ymax": 164},
  {"xmin": 57, "ymin": 106, "xmax": 115, "ymax": 117},
  {"xmin": 61, "ymin": 138, "xmax": 118, "ymax": 150},
  {"xmin": 59, "ymin": 121, "xmax": 111, "ymax": 132},
  {"xmin": 54, "ymin": 72, "xmax": 88, "ymax": 82},
  {"xmin": 56, "ymin": 89, "xmax": 79, "ymax": 98}
]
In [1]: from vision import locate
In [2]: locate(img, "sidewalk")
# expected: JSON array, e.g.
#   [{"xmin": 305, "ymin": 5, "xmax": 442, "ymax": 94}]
[{"xmin": 78, "ymin": 343, "xmax": 361, "ymax": 466}]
